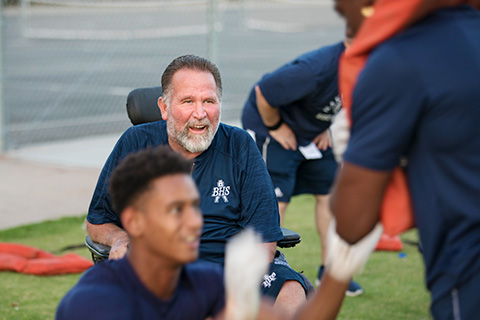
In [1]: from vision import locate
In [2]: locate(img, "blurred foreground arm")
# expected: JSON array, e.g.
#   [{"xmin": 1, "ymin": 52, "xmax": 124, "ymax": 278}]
[
  {"xmin": 293, "ymin": 219, "xmax": 382, "ymax": 320},
  {"xmin": 260, "ymin": 241, "xmax": 277, "ymax": 263},
  {"xmin": 284, "ymin": 162, "xmax": 388, "ymax": 319},
  {"xmin": 223, "ymin": 229, "xmax": 365, "ymax": 320},
  {"xmin": 224, "ymin": 229, "xmax": 270, "ymax": 320},
  {"xmin": 330, "ymin": 162, "xmax": 390, "ymax": 243},
  {"xmin": 294, "ymin": 272, "xmax": 349, "ymax": 320}
]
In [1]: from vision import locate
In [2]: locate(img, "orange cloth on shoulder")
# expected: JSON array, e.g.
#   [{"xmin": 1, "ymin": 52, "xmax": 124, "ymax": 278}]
[
  {"xmin": 0, "ymin": 243, "xmax": 93, "ymax": 276},
  {"xmin": 339, "ymin": 0, "xmax": 480, "ymax": 236}
]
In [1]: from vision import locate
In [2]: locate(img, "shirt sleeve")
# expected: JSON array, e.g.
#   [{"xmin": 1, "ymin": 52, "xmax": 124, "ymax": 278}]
[
  {"xmin": 55, "ymin": 267, "xmax": 133, "ymax": 320},
  {"xmin": 237, "ymin": 131, "xmax": 283, "ymax": 242},
  {"xmin": 86, "ymin": 127, "xmax": 148, "ymax": 226},
  {"xmin": 343, "ymin": 46, "xmax": 427, "ymax": 171},
  {"xmin": 56, "ymin": 286, "xmax": 133, "ymax": 320},
  {"xmin": 258, "ymin": 59, "xmax": 317, "ymax": 107}
]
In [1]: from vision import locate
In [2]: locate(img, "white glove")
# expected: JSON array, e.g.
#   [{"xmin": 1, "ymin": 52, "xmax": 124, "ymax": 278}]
[
  {"xmin": 224, "ymin": 229, "xmax": 270, "ymax": 320},
  {"xmin": 326, "ymin": 219, "xmax": 383, "ymax": 282},
  {"xmin": 330, "ymin": 108, "xmax": 350, "ymax": 163}
]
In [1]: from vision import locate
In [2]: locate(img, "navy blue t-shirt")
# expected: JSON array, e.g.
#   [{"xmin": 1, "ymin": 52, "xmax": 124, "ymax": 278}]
[
  {"xmin": 87, "ymin": 122, "xmax": 283, "ymax": 264},
  {"xmin": 56, "ymin": 258, "xmax": 225, "ymax": 320},
  {"xmin": 343, "ymin": 5, "xmax": 480, "ymax": 302},
  {"xmin": 242, "ymin": 42, "xmax": 344, "ymax": 145}
]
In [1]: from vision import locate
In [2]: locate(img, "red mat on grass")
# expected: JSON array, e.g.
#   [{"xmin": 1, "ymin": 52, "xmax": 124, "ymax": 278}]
[{"xmin": 0, "ymin": 243, "xmax": 93, "ymax": 275}]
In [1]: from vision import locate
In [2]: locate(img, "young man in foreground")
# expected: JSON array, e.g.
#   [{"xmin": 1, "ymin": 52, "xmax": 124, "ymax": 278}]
[{"xmin": 56, "ymin": 146, "xmax": 225, "ymax": 319}]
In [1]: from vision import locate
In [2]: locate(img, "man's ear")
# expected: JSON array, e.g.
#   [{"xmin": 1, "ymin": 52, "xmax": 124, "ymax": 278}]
[
  {"xmin": 158, "ymin": 97, "xmax": 168, "ymax": 121},
  {"xmin": 121, "ymin": 207, "xmax": 145, "ymax": 238}
]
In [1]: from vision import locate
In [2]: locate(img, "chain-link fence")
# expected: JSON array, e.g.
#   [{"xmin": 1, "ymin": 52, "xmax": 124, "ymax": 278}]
[{"xmin": 1, "ymin": 0, "xmax": 344, "ymax": 151}]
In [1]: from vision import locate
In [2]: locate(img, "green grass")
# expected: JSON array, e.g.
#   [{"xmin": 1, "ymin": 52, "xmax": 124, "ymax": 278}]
[
  {"xmin": 0, "ymin": 197, "xmax": 431, "ymax": 319},
  {"xmin": 282, "ymin": 195, "xmax": 431, "ymax": 320},
  {"xmin": 0, "ymin": 215, "xmax": 90, "ymax": 320}
]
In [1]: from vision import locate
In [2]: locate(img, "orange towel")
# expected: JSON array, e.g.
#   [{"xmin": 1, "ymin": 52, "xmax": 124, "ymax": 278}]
[
  {"xmin": 375, "ymin": 234, "xmax": 403, "ymax": 252},
  {"xmin": 339, "ymin": 0, "xmax": 480, "ymax": 236},
  {"xmin": 0, "ymin": 243, "xmax": 93, "ymax": 276}
]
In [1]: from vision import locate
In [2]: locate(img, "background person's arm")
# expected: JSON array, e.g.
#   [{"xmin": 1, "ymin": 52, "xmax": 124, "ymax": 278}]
[{"xmin": 255, "ymin": 85, "xmax": 297, "ymax": 151}]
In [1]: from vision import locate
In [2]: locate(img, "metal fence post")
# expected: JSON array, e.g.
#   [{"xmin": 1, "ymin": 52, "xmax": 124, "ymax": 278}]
[
  {"xmin": 0, "ymin": 0, "xmax": 5, "ymax": 153},
  {"xmin": 207, "ymin": 0, "xmax": 218, "ymax": 63}
]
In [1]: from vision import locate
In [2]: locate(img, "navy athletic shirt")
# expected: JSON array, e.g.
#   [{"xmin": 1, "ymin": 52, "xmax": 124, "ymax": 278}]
[
  {"xmin": 242, "ymin": 42, "xmax": 344, "ymax": 145},
  {"xmin": 343, "ymin": 5, "xmax": 480, "ymax": 303},
  {"xmin": 56, "ymin": 258, "xmax": 225, "ymax": 320},
  {"xmin": 87, "ymin": 122, "xmax": 283, "ymax": 264}
]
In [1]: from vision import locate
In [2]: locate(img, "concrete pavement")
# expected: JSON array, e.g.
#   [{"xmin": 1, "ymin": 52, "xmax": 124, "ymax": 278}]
[{"xmin": 0, "ymin": 134, "xmax": 120, "ymax": 230}]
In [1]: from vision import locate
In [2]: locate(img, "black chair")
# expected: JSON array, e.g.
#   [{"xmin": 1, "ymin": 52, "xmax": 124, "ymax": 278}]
[
  {"xmin": 85, "ymin": 86, "xmax": 301, "ymax": 263},
  {"xmin": 126, "ymin": 86, "xmax": 163, "ymax": 125}
]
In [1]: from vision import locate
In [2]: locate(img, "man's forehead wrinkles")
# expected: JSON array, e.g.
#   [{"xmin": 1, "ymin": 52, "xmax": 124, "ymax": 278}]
[{"xmin": 175, "ymin": 93, "xmax": 218, "ymax": 101}]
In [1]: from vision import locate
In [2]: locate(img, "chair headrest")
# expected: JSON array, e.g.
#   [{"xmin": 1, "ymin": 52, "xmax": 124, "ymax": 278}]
[{"xmin": 126, "ymin": 86, "xmax": 163, "ymax": 125}]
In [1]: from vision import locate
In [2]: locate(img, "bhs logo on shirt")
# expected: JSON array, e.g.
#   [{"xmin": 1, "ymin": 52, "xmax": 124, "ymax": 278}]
[
  {"xmin": 315, "ymin": 95, "xmax": 342, "ymax": 121},
  {"xmin": 262, "ymin": 272, "xmax": 277, "ymax": 288},
  {"xmin": 212, "ymin": 180, "xmax": 230, "ymax": 203}
]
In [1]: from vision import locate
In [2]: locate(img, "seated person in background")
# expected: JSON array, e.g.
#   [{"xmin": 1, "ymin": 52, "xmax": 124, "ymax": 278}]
[
  {"xmin": 57, "ymin": 146, "xmax": 379, "ymax": 320},
  {"xmin": 85, "ymin": 54, "xmax": 308, "ymax": 316},
  {"xmin": 56, "ymin": 146, "xmax": 225, "ymax": 319}
]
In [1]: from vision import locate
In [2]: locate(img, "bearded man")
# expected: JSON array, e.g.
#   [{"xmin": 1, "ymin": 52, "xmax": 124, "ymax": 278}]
[{"xmin": 86, "ymin": 55, "xmax": 308, "ymax": 316}]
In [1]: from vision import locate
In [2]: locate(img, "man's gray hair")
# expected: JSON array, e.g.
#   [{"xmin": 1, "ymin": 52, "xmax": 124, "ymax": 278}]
[{"xmin": 161, "ymin": 54, "xmax": 222, "ymax": 106}]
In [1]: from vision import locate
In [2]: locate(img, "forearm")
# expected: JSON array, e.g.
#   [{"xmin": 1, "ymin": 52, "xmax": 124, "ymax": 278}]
[
  {"xmin": 330, "ymin": 161, "xmax": 391, "ymax": 243},
  {"xmin": 294, "ymin": 272, "xmax": 348, "ymax": 320},
  {"xmin": 85, "ymin": 220, "xmax": 128, "ymax": 247},
  {"xmin": 261, "ymin": 241, "xmax": 277, "ymax": 262},
  {"xmin": 255, "ymin": 85, "xmax": 281, "ymax": 127},
  {"xmin": 254, "ymin": 272, "xmax": 348, "ymax": 320}
]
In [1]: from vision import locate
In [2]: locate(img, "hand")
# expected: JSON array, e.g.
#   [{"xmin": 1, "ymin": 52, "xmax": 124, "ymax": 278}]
[
  {"xmin": 224, "ymin": 229, "xmax": 270, "ymax": 320},
  {"xmin": 109, "ymin": 237, "xmax": 129, "ymax": 260},
  {"xmin": 326, "ymin": 219, "xmax": 383, "ymax": 282},
  {"xmin": 330, "ymin": 108, "xmax": 350, "ymax": 162},
  {"xmin": 269, "ymin": 123, "xmax": 297, "ymax": 151},
  {"xmin": 312, "ymin": 130, "xmax": 332, "ymax": 151}
]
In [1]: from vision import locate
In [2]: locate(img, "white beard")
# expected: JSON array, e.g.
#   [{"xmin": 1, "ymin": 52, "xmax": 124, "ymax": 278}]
[{"xmin": 167, "ymin": 115, "xmax": 219, "ymax": 154}]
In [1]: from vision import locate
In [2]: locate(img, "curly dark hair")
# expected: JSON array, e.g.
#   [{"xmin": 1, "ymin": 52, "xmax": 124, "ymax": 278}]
[{"xmin": 108, "ymin": 146, "xmax": 193, "ymax": 216}]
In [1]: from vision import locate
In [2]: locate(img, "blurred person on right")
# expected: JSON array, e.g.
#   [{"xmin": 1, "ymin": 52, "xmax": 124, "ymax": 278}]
[{"xmin": 328, "ymin": 0, "xmax": 480, "ymax": 319}]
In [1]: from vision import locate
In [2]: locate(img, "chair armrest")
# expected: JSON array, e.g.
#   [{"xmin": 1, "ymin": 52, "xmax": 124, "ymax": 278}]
[
  {"xmin": 278, "ymin": 227, "xmax": 301, "ymax": 248},
  {"xmin": 85, "ymin": 227, "xmax": 301, "ymax": 264},
  {"xmin": 85, "ymin": 235, "xmax": 110, "ymax": 264}
]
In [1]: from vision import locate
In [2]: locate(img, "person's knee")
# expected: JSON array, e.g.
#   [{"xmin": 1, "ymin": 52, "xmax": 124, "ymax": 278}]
[
  {"xmin": 314, "ymin": 194, "xmax": 330, "ymax": 205},
  {"xmin": 314, "ymin": 194, "xmax": 333, "ymax": 224},
  {"xmin": 273, "ymin": 280, "xmax": 307, "ymax": 318}
]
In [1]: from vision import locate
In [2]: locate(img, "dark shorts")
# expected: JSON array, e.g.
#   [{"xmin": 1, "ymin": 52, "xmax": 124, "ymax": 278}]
[
  {"xmin": 430, "ymin": 272, "xmax": 480, "ymax": 320},
  {"xmin": 252, "ymin": 133, "xmax": 337, "ymax": 202},
  {"xmin": 260, "ymin": 251, "xmax": 313, "ymax": 298}
]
